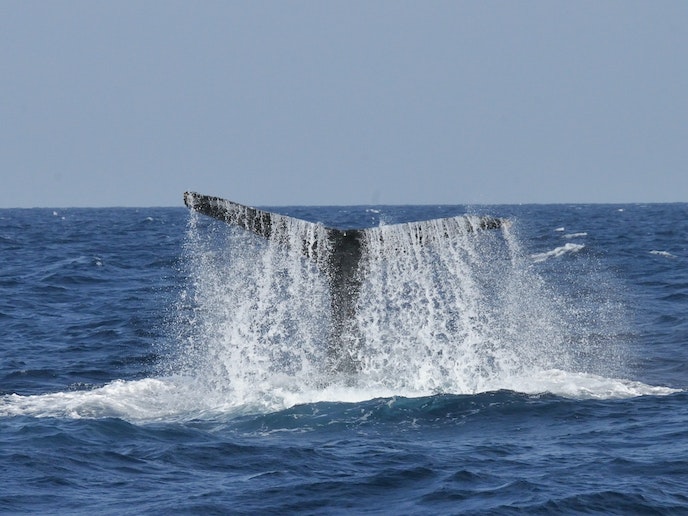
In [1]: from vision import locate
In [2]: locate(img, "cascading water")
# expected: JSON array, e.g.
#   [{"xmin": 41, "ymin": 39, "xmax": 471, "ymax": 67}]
[
  {"xmin": 354, "ymin": 217, "xmax": 578, "ymax": 394},
  {"xmin": 173, "ymin": 212, "xmax": 333, "ymax": 401},
  {"xmin": 171, "ymin": 210, "xmax": 629, "ymax": 406},
  {"xmin": 1, "ymin": 207, "xmax": 676, "ymax": 423}
]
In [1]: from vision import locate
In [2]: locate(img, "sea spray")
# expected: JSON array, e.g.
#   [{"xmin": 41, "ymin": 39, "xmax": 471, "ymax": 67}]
[
  {"xmin": 171, "ymin": 211, "xmax": 629, "ymax": 405},
  {"xmin": 172, "ymin": 211, "xmax": 332, "ymax": 402},
  {"xmin": 0, "ymin": 207, "xmax": 675, "ymax": 424},
  {"xmin": 355, "ymin": 217, "xmax": 577, "ymax": 394}
]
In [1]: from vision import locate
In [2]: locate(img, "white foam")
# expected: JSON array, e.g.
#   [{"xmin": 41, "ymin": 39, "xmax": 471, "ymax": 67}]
[
  {"xmin": 1, "ymin": 369, "xmax": 679, "ymax": 423},
  {"xmin": 494, "ymin": 369, "xmax": 680, "ymax": 399},
  {"xmin": 563, "ymin": 232, "xmax": 587, "ymax": 239},
  {"xmin": 650, "ymin": 250, "xmax": 676, "ymax": 258},
  {"xmin": 531, "ymin": 243, "xmax": 585, "ymax": 262},
  {"xmin": 0, "ymin": 379, "xmax": 203, "ymax": 422}
]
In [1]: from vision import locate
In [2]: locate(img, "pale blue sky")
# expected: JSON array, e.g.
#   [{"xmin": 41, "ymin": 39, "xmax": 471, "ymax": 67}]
[{"xmin": 2, "ymin": 1, "xmax": 686, "ymax": 208}]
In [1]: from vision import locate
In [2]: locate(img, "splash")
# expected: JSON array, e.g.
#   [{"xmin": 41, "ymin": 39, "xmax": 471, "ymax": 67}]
[
  {"xmin": 2, "ymin": 209, "xmax": 676, "ymax": 423},
  {"xmin": 165, "ymin": 211, "xmax": 646, "ymax": 406},
  {"xmin": 169, "ymin": 211, "xmax": 333, "ymax": 399}
]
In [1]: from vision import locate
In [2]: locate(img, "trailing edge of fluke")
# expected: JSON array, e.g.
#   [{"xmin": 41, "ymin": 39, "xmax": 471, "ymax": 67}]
[
  {"xmin": 183, "ymin": 191, "xmax": 505, "ymax": 246},
  {"xmin": 183, "ymin": 191, "xmax": 506, "ymax": 374}
]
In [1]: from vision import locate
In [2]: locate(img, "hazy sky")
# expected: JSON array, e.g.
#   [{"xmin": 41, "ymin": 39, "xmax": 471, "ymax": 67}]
[{"xmin": 2, "ymin": 1, "xmax": 687, "ymax": 208}]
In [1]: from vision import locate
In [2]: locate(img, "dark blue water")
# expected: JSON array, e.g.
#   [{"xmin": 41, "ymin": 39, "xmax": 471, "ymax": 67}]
[{"xmin": 2, "ymin": 203, "xmax": 687, "ymax": 514}]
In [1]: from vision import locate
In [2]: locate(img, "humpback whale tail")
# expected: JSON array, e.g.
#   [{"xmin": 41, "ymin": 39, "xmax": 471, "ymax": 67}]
[{"xmin": 183, "ymin": 192, "xmax": 506, "ymax": 374}]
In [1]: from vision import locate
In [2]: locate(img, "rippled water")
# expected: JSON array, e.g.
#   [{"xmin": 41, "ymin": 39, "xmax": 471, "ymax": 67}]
[{"xmin": 1, "ymin": 203, "xmax": 687, "ymax": 514}]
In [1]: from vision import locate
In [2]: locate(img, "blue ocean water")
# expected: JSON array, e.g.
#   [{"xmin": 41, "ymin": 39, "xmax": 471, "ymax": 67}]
[{"xmin": 1, "ymin": 203, "xmax": 687, "ymax": 514}]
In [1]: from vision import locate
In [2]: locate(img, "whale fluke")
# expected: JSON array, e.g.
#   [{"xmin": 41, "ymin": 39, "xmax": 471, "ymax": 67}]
[{"xmin": 184, "ymin": 191, "xmax": 505, "ymax": 374}]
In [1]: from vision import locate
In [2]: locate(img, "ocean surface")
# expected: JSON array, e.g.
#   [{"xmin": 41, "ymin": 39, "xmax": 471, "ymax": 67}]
[{"xmin": 1, "ymin": 202, "xmax": 687, "ymax": 514}]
